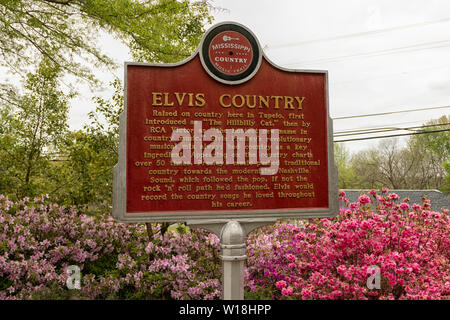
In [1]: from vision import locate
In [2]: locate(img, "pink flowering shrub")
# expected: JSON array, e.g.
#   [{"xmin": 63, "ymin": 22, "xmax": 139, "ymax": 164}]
[
  {"xmin": 0, "ymin": 195, "xmax": 221, "ymax": 300},
  {"xmin": 1, "ymin": 190, "xmax": 449, "ymax": 300},
  {"xmin": 246, "ymin": 190, "xmax": 450, "ymax": 300}
]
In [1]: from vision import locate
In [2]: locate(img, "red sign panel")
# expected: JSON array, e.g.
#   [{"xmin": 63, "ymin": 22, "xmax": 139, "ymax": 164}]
[{"xmin": 114, "ymin": 22, "xmax": 337, "ymax": 222}]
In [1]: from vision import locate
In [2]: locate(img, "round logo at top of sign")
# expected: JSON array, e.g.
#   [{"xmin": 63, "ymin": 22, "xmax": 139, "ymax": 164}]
[
  {"xmin": 200, "ymin": 22, "xmax": 262, "ymax": 85},
  {"xmin": 209, "ymin": 30, "xmax": 254, "ymax": 76}
]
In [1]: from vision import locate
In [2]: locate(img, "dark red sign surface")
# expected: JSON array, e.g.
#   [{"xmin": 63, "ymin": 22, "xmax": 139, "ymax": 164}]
[{"xmin": 125, "ymin": 55, "xmax": 330, "ymax": 214}]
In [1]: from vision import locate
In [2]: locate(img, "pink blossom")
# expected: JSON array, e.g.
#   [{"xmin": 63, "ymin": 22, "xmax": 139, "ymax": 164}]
[
  {"xmin": 301, "ymin": 288, "xmax": 312, "ymax": 300},
  {"xmin": 145, "ymin": 242, "xmax": 154, "ymax": 254},
  {"xmin": 399, "ymin": 203, "xmax": 410, "ymax": 211},
  {"xmin": 276, "ymin": 280, "xmax": 287, "ymax": 289},
  {"xmin": 389, "ymin": 193, "xmax": 399, "ymax": 201},
  {"xmin": 286, "ymin": 254, "xmax": 297, "ymax": 263},
  {"xmin": 358, "ymin": 194, "xmax": 371, "ymax": 205},
  {"xmin": 281, "ymin": 286, "xmax": 293, "ymax": 296},
  {"xmin": 337, "ymin": 265, "xmax": 347, "ymax": 275}
]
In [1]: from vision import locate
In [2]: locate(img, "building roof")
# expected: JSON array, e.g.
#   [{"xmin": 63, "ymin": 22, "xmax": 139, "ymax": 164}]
[{"xmin": 341, "ymin": 189, "xmax": 449, "ymax": 211}]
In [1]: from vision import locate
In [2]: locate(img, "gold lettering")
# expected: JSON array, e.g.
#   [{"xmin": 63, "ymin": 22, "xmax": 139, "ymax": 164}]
[
  {"xmin": 195, "ymin": 93, "xmax": 206, "ymax": 107},
  {"xmin": 174, "ymin": 92, "xmax": 187, "ymax": 105},
  {"xmin": 152, "ymin": 92, "xmax": 163, "ymax": 106},
  {"xmin": 295, "ymin": 96, "xmax": 306, "ymax": 109},
  {"xmin": 188, "ymin": 93, "xmax": 194, "ymax": 107},
  {"xmin": 219, "ymin": 94, "xmax": 231, "ymax": 108},
  {"xmin": 232, "ymin": 94, "xmax": 245, "ymax": 108},
  {"xmin": 259, "ymin": 96, "xmax": 270, "ymax": 108},
  {"xmin": 284, "ymin": 96, "xmax": 294, "ymax": 109},
  {"xmin": 163, "ymin": 93, "xmax": 174, "ymax": 106},
  {"xmin": 271, "ymin": 96, "xmax": 283, "ymax": 109},
  {"xmin": 246, "ymin": 95, "xmax": 257, "ymax": 108}
]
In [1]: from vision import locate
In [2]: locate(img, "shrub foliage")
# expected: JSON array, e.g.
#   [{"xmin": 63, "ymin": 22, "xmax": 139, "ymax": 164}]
[{"xmin": 0, "ymin": 190, "xmax": 448, "ymax": 300}]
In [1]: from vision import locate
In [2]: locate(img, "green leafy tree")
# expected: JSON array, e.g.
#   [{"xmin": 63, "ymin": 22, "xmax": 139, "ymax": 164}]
[
  {"xmin": 443, "ymin": 161, "xmax": 450, "ymax": 194},
  {"xmin": 334, "ymin": 143, "xmax": 358, "ymax": 189},
  {"xmin": 0, "ymin": 57, "xmax": 72, "ymax": 199},
  {"xmin": 408, "ymin": 115, "xmax": 450, "ymax": 193},
  {"xmin": 409, "ymin": 115, "xmax": 450, "ymax": 155},
  {"xmin": 0, "ymin": 0, "xmax": 213, "ymax": 82},
  {"xmin": 53, "ymin": 79, "xmax": 123, "ymax": 211}
]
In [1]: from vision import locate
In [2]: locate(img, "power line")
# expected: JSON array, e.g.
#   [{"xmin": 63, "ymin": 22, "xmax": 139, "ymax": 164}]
[
  {"xmin": 267, "ymin": 17, "xmax": 450, "ymax": 50},
  {"xmin": 334, "ymin": 119, "xmax": 435, "ymax": 132},
  {"xmin": 331, "ymin": 64, "xmax": 450, "ymax": 86},
  {"xmin": 334, "ymin": 122, "xmax": 450, "ymax": 137},
  {"xmin": 332, "ymin": 105, "xmax": 450, "ymax": 120},
  {"xmin": 335, "ymin": 124, "xmax": 418, "ymax": 135},
  {"xmin": 284, "ymin": 38, "xmax": 450, "ymax": 66},
  {"xmin": 334, "ymin": 128, "xmax": 450, "ymax": 143},
  {"xmin": 335, "ymin": 122, "xmax": 450, "ymax": 134}
]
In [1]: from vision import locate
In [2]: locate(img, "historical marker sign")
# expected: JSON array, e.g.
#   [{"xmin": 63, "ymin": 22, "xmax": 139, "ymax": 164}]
[{"xmin": 113, "ymin": 22, "xmax": 338, "ymax": 223}]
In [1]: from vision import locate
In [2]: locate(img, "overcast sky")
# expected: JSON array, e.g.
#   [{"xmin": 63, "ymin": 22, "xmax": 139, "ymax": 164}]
[{"xmin": 68, "ymin": 0, "xmax": 450, "ymax": 154}]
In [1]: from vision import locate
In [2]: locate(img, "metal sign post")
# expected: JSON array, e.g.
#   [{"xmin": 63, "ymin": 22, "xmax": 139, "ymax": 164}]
[
  {"xmin": 187, "ymin": 219, "xmax": 277, "ymax": 300},
  {"xmin": 220, "ymin": 221, "xmax": 246, "ymax": 300}
]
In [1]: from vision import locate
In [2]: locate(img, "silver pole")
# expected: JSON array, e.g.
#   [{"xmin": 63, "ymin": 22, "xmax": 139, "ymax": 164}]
[
  {"xmin": 186, "ymin": 218, "xmax": 276, "ymax": 300},
  {"xmin": 220, "ymin": 220, "xmax": 246, "ymax": 300}
]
